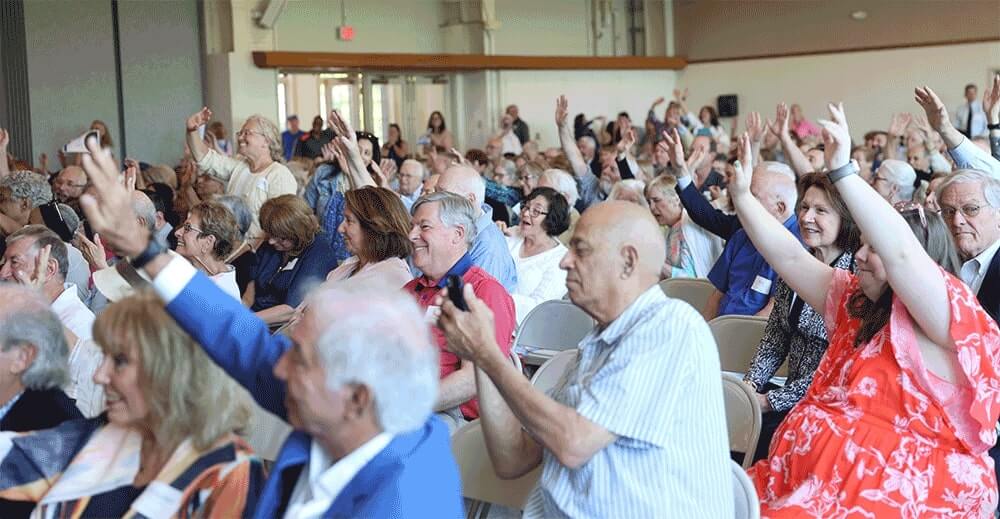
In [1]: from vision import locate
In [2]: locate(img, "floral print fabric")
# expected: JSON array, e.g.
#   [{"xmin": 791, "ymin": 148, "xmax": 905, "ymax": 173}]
[{"xmin": 749, "ymin": 268, "xmax": 1000, "ymax": 518}]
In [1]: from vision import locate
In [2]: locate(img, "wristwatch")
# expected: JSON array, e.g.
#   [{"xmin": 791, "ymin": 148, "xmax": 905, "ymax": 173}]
[
  {"xmin": 130, "ymin": 236, "xmax": 166, "ymax": 270},
  {"xmin": 988, "ymin": 123, "xmax": 1000, "ymax": 130},
  {"xmin": 826, "ymin": 159, "xmax": 860, "ymax": 184}
]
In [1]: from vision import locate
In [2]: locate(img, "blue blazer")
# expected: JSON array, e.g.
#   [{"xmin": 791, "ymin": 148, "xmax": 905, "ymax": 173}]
[{"xmin": 166, "ymin": 272, "xmax": 463, "ymax": 518}]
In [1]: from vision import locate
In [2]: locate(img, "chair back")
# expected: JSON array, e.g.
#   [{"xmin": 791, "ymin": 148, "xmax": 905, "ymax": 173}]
[
  {"xmin": 722, "ymin": 373, "xmax": 762, "ymax": 469},
  {"xmin": 659, "ymin": 277, "xmax": 715, "ymax": 312},
  {"xmin": 514, "ymin": 300, "xmax": 593, "ymax": 366},
  {"xmin": 530, "ymin": 349, "xmax": 578, "ymax": 394},
  {"xmin": 709, "ymin": 315, "xmax": 769, "ymax": 374},
  {"xmin": 731, "ymin": 459, "xmax": 761, "ymax": 519},
  {"xmin": 451, "ymin": 420, "xmax": 541, "ymax": 512}
]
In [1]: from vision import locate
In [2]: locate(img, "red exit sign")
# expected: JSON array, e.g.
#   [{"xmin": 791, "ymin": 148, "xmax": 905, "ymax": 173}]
[{"xmin": 338, "ymin": 25, "xmax": 354, "ymax": 41}]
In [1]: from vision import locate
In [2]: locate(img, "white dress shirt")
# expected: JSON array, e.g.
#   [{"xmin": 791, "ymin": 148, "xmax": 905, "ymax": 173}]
[
  {"xmin": 51, "ymin": 284, "xmax": 105, "ymax": 417},
  {"xmin": 283, "ymin": 433, "xmax": 394, "ymax": 519},
  {"xmin": 954, "ymin": 101, "xmax": 988, "ymax": 138},
  {"xmin": 960, "ymin": 239, "xmax": 1000, "ymax": 295}
]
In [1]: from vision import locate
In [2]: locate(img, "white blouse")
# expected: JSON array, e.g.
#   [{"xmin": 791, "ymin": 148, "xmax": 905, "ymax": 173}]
[{"xmin": 505, "ymin": 233, "xmax": 568, "ymax": 324}]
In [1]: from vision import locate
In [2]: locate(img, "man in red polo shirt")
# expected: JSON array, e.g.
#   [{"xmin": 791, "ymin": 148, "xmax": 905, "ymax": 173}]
[{"xmin": 404, "ymin": 191, "xmax": 516, "ymax": 430}]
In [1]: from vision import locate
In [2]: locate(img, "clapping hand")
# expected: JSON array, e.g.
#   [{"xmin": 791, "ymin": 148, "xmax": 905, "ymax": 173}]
[
  {"xmin": 817, "ymin": 102, "xmax": 852, "ymax": 170},
  {"xmin": 123, "ymin": 158, "xmax": 140, "ymax": 192},
  {"xmin": 767, "ymin": 103, "xmax": 790, "ymax": 139},
  {"xmin": 887, "ymin": 112, "xmax": 912, "ymax": 137},
  {"xmin": 74, "ymin": 231, "xmax": 110, "ymax": 271},
  {"xmin": 616, "ymin": 128, "xmax": 636, "ymax": 155},
  {"xmin": 78, "ymin": 135, "xmax": 148, "ymax": 258},
  {"xmin": 187, "ymin": 107, "xmax": 212, "ymax": 132}
]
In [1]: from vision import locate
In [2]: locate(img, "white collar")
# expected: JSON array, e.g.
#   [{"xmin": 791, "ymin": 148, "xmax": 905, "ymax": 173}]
[
  {"xmin": 967, "ymin": 239, "xmax": 1000, "ymax": 274},
  {"xmin": 284, "ymin": 432, "xmax": 393, "ymax": 519},
  {"xmin": 51, "ymin": 283, "xmax": 82, "ymax": 310}
]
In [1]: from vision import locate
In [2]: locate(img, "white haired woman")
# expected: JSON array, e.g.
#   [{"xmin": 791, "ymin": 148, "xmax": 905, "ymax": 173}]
[
  {"xmin": 186, "ymin": 107, "xmax": 298, "ymax": 245},
  {"xmin": 644, "ymin": 175, "xmax": 723, "ymax": 278},
  {"xmin": 537, "ymin": 168, "xmax": 580, "ymax": 245},
  {"xmin": 0, "ymin": 291, "xmax": 262, "ymax": 517}
]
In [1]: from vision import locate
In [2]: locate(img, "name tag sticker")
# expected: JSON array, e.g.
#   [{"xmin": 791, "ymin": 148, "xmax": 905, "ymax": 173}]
[
  {"xmin": 751, "ymin": 275, "xmax": 772, "ymax": 294},
  {"xmin": 425, "ymin": 305, "xmax": 441, "ymax": 323},
  {"xmin": 280, "ymin": 258, "xmax": 299, "ymax": 272}
]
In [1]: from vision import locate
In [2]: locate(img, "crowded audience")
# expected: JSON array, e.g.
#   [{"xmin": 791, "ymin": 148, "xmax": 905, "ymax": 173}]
[{"xmin": 0, "ymin": 60, "xmax": 998, "ymax": 518}]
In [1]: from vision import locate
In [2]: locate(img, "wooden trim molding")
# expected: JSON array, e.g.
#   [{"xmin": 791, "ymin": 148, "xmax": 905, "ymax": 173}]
[
  {"xmin": 686, "ymin": 37, "xmax": 1000, "ymax": 64},
  {"xmin": 252, "ymin": 51, "xmax": 687, "ymax": 71}
]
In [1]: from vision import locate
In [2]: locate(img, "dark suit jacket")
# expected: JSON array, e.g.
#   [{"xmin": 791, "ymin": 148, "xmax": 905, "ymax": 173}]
[
  {"xmin": 0, "ymin": 388, "xmax": 82, "ymax": 518},
  {"xmin": 977, "ymin": 248, "xmax": 1000, "ymax": 323},
  {"xmin": 0, "ymin": 388, "xmax": 82, "ymax": 433}
]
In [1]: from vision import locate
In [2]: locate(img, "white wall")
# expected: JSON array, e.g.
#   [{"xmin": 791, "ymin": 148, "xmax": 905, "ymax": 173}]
[
  {"xmin": 24, "ymin": 0, "xmax": 120, "ymax": 161},
  {"xmin": 273, "ymin": 0, "xmax": 444, "ymax": 53},
  {"xmin": 679, "ymin": 42, "xmax": 1000, "ymax": 142},
  {"xmin": 498, "ymin": 70, "xmax": 679, "ymax": 149}
]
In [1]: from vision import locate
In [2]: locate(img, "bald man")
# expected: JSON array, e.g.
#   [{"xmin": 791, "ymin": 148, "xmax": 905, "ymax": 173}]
[
  {"xmin": 435, "ymin": 165, "xmax": 518, "ymax": 291},
  {"xmin": 52, "ymin": 166, "xmax": 89, "ymax": 216},
  {"xmin": 677, "ymin": 161, "xmax": 802, "ymax": 318},
  {"xmin": 438, "ymin": 201, "xmax": 733, "ymax": 517}
]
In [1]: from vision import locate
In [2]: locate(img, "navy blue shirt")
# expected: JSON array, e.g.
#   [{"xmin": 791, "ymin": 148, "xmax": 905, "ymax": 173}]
[
  {"xmin": 707, "ymin": 215, "xmax": 801, "ymax": 316},
  {"xmin": 251, "ymin": 231, "xmax": 339, "ymax": 310}
]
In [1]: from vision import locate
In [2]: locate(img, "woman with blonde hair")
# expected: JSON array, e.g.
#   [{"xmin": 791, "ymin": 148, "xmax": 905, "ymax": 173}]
[
  {"xmin": 0, "ymin": 291, "xmax": 262, "ymax": 517},
  {"xmin": 185, "ymin": 107, "xmax": 297, "ymax": 244}
]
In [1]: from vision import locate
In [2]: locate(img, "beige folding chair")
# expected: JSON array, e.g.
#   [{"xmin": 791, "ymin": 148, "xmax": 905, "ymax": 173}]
[
  {"xmin": 709, "ymin": 315, "xmax": 770, "ymax": 375},
  {"xmin": 731, "ymin": 459, "xmax": 761, "ymax": 519},
  {"xmin": 722, "ymin": 373, "xmax": 762, "ymax": 469},
  {"xmin": 513, "ymin": 300, "xmax": 594, "ymax": 367},
  {"xmin": 530, "ymin": 349, "xmax": 578, "ymax": 394},
  {"xmin": 451, "ymin": 420, "xmax": 541, "ymax": 518},
  {"xmin": 659, "ymin": 277, "xmax": 715, "ymax": 312}
]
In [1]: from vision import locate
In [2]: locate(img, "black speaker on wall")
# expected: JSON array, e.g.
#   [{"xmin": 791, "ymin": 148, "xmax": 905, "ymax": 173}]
[{"xmin": 717, "ymin": 95, "xmax": 738, "ymax": 117}]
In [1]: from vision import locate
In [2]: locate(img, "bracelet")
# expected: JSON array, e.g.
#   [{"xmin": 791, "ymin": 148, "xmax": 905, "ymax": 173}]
[
  {"xmin": 826, "ymin": 159, "xmax": 860, "ymax": 184},
  {"xmin": 989, "ymin": 123, "xmax": 1000, "ymax": 130}
]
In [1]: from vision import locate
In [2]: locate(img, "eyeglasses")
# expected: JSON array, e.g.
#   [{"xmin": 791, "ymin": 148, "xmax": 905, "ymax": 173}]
[
  {"xmin": 893, "ymin": 200, "xmax": 928, "ymax": 234},
  {"xmin": 520, "ymin": 206, "xmax": 549, "ymax": 218},
  {"xmin": 179, "ymin": 222, "xmax": 206, "ymax": 236},
  {"xmin": 236, "ymin": 129, "xmax": 263, "ymax": 138},
  {"xmin": 871, "ymin": 175, "xmax": 888, "ymax": 185},
  {"xmin": 940, "ymin": 204, "xmax": 985, "ymax": 220}
]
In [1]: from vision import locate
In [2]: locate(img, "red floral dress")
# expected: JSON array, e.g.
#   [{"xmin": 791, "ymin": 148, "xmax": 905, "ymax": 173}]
[{"xmin": 749, "ymin": 268, "xmax": 1000, "ymax": 518}]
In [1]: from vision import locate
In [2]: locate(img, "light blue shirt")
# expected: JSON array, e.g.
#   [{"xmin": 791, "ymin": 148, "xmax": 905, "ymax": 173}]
[
  {"xmin": 470, "ymin": 204, "xmax": 518, "ymax": 292},
  {"xmin": 954, "ymin": 101, "xmax": 988, "ymax": 138},
  {"xmin": 523, "ymin": 286, "xmax": 733, "ymax": 518},
  {"xmin": 399, "ymin": 185, "xmax": 423, "ymax": 213},
  {"xmin": 0, "ymin": 392, "xmax": 23, "ymax": 422},
  {"xmin": 947, "ymin": 137, "xmax": 1000, "ymax": 179}
]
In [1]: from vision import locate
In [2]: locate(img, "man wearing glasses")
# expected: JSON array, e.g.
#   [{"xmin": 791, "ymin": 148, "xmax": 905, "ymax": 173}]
[{"xmin": 52, "ymin": 166, "xmax": 89, "ymax": 217}]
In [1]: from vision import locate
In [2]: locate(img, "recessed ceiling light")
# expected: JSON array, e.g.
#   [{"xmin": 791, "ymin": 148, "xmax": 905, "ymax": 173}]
[{"xmin": 851, "ymin": 10, "xmax": 868, "ymax": 20}]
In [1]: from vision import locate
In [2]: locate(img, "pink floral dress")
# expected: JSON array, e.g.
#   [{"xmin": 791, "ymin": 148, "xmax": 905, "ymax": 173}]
[{"xmin": 749, "ymin": 268, "xmax": 1000, "ymax": 517}]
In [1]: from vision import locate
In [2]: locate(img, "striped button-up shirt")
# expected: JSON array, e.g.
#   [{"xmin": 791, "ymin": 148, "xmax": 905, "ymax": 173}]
[{"xmin": 523, "ymin": 285, "xmax": 734, "ymax": 518}]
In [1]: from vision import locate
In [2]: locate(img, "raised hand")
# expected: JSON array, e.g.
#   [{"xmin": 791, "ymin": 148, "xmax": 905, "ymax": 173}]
[
  {"xmin": 379, "ymin": 158, "xmax": 398, "ymax": 180},
  {"xmin": 123, "ymin": 158, "xmax": 140, "ymax": 192},
  {"xmin": 0, "ymin": 128, "xmax": 9, "ymax": 151},
  {"xmin": 767, "ymin": 103, "xmax": 790, "ymax": 138},
  {"xmin": 186, "ymin": 107, "xmax": 212, "ymax": 132},
  {"xmin": 74, "ymin": 231, "xmax": 110, "ymax": 271},
  {"xmin": 661, "ymin": 129, "xmax": 687, "ymax": 176},
  {"xmin": 686, "ymin": 146, "xmax": 707, "ymax": 171},
  {"xmin": 13, "ymin": 244, "xmax": 51, "ymax": 290},
  {"xmin": 651, "ymin": 96, "xmax": 665, "ymax": 107},
  {"xmin": 727, "ymin": 133, "xmax": 754, "ymax": 197},
  {"xmin": 745, "ymin": 112, "xmax": 765, "ymax": 143},
  {"xmin": 78, "ymin": 135, "xmax": 148, "ymax": 258},
  {"xmin": 913, "ymin": 87, "xmax": 949, "ymax": 132},
  {"xmin": 38, "ymin": 153, "xmax": 49, "ymax": 173},
  {"xmin": 817, "ymin": 102, "xmax": 852, "ymax": 170},
  {"xmin": 887, "ymin": 112, "xmax": 912, "ymax": 136},
  {"xmin": 984, "ymin": 73, "xmax": 1000, "ymax": 125},
  {"xmin": 555, "ymin": 95, "xmax": 569, "ymax": 128},
  {"xmin": 369, "ymin": 159, "xmax": 388, "ymax": 187},
  {"xmin": 616, "ymin": 128, "xmax": 636, "ymax": 155},
  {"xmin": 673, "ymin": 88, "xmax": 688, "ymax": 102}
]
